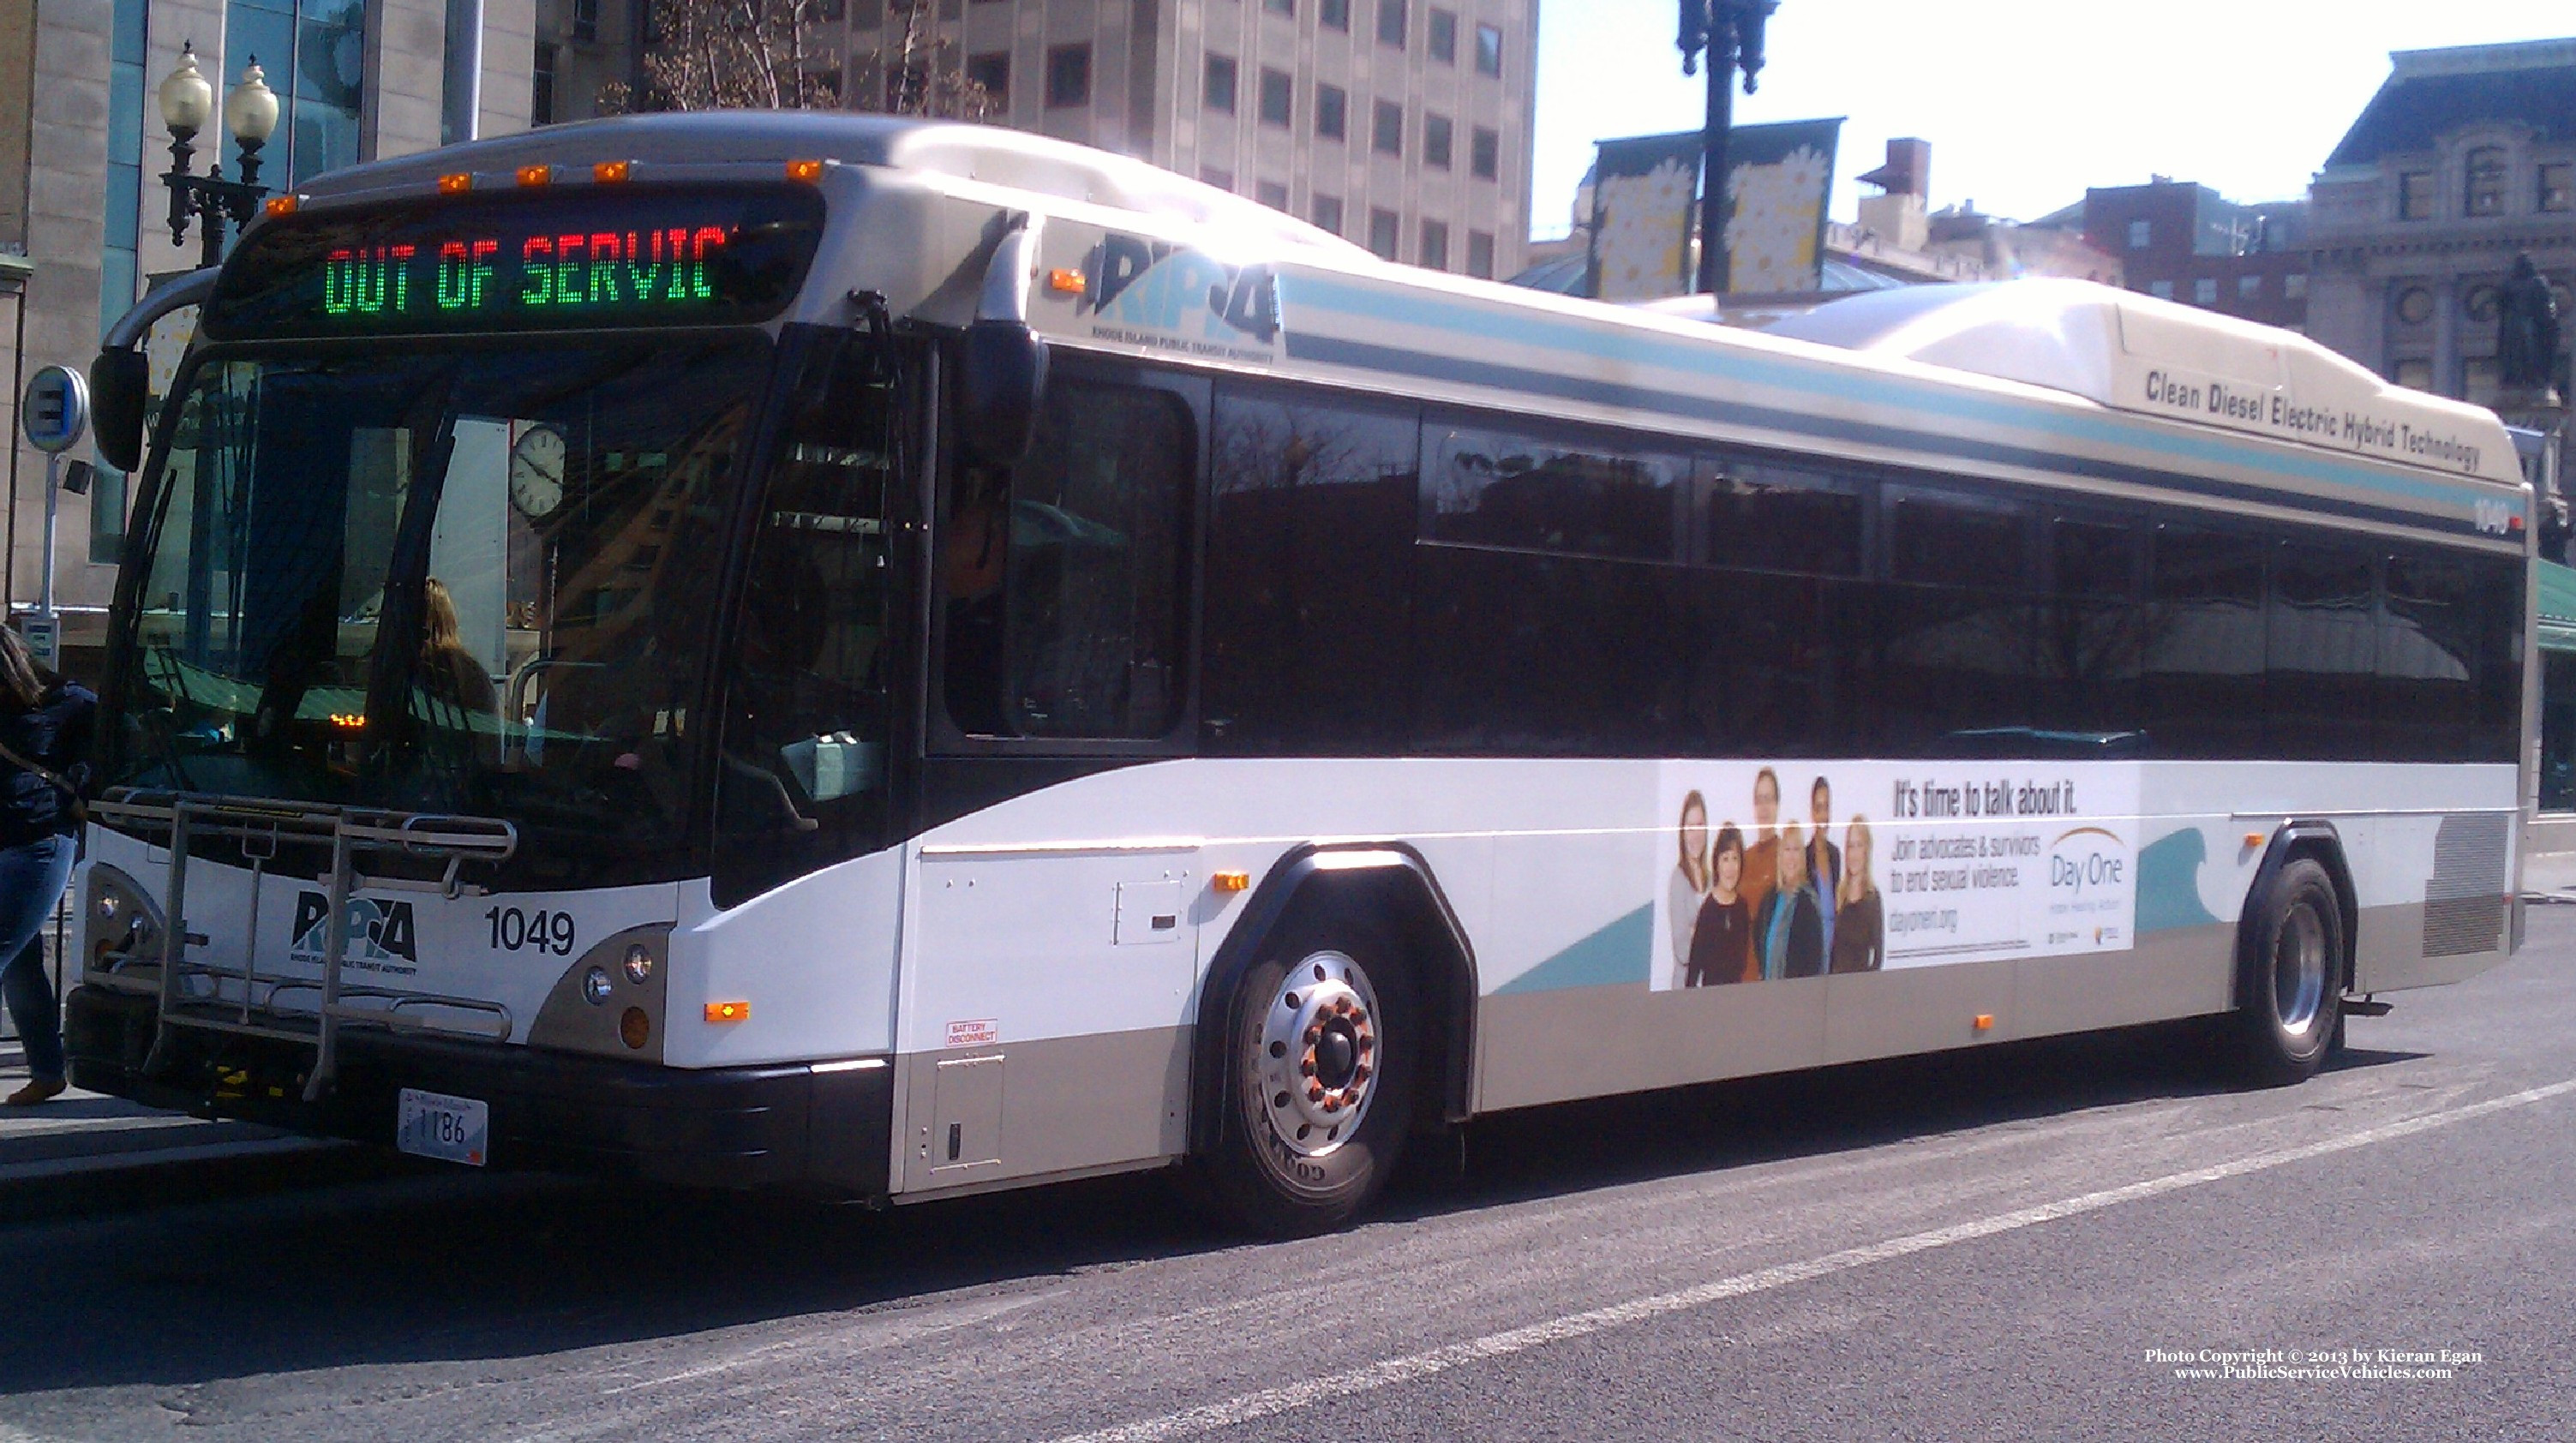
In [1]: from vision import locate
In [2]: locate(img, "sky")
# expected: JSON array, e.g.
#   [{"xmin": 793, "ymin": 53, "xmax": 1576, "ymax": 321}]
[{"xmin": 1530, "ymin": 2, "xmax": 2567, "ymax": 240}]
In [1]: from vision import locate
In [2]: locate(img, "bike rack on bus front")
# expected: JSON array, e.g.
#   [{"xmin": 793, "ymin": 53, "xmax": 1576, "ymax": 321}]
[{"xmin": 90, "ymin": 789, "xmax": 518, "ymax": 1102}]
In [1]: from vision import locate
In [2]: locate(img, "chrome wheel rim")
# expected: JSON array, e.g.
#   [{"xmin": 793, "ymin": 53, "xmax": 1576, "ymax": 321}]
[
  {"xmin": 1255, "ymin": 950, "xmax": 1381, "ymax": 1158},
  {"xmin": 2273, "ymin": 903, "xmax": 2327, "ymax": 1039}
]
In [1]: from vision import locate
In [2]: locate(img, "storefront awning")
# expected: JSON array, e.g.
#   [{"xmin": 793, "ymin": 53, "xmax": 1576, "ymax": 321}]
[{"xmin": 2539, "ymin": 560, "xmax": 2576, "ymax": 653}]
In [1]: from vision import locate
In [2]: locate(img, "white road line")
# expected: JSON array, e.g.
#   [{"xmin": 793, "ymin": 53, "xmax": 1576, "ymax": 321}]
[{"xmin": 1051, "ymin": 1077, "xmax": 2576, "ymax": 1443}]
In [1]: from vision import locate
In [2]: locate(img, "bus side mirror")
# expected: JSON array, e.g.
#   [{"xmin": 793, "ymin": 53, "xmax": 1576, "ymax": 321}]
[
  {"xmin": 88, "ymin": 347, "xmax": 150, "ymax": 475},
  {"xmin": 959, "ymin": 319, "xmax": 1048, "ymax": 468}
]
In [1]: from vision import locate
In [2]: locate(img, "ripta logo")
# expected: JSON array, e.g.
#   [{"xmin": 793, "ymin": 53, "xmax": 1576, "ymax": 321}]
[
  {"xmin": 289, "ymin": 891, "xmax": 418, "ymax": 969},
  {"xmin": 1081, "ymin": 233, "xmax": 1280, "ymax": 347}
]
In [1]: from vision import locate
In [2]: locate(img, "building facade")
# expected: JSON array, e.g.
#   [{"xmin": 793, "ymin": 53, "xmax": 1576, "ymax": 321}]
[
  {"xmin": 2072, "ymin": 178, "xmax": 2309, "ymax": 330},
  {"xmin": 2301, "ymin": 38, "xmax": 2576, "ymax": 819},
  {"xmin": 2305, "ymin": 38, "xmax": 2574, "ymax": 409},
  {"xmin": 2, "ymin": 0, "xmax": 532, "ymax": 651},
  {"xmin": 823, "ymin": 0, "xmax": 1539, "ymax": 280}
]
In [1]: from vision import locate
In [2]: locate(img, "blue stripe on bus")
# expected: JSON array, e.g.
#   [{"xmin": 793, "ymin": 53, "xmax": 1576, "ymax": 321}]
[
  {"xmin": 1280, "ymin": 330, "xmax": 2496, "ymax": 544},
  {"xmin": 1494, "ymin": 903, "xmax": 1655, "ymax": 994},
  {"xmin": 1280, "ymin": 273, "xmax": 2502, "ymax": 518}
]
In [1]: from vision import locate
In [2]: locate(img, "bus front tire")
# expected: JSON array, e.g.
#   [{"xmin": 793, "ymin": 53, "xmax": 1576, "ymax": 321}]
[
  {"xmin": 1202, "ymin": 919, "xmax": 1415, "ymax": 1237},
  {"xmin": 2227, "ymin": 858, "xmax": 2345, "ymax": 1088}
]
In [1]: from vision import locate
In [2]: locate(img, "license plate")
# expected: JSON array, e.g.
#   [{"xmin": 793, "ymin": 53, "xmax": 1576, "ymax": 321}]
[{"xmin": 396, "ymin": 1087, "xmax": 489, "ymax": 1166}]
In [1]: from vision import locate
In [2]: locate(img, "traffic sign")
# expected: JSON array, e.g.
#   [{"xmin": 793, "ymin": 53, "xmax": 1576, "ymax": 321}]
[{"xmin": 21, "ymin": 365, "xmax": 88, "ymax": 454}]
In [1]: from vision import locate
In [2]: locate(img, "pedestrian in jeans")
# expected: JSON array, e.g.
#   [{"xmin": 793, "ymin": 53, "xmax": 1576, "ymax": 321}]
[{"xmin": 0, "ymin": 626, "xmax": 92, "ymax": 1106}]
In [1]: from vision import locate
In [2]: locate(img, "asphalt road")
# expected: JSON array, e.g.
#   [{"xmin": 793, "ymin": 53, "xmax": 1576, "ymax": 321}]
[{"xmin": 6, "ymin": 913, "xmax": 2575, "ymax": 1443}]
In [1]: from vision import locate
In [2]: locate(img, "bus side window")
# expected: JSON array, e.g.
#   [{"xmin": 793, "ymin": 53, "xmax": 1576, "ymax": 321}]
[
  {"xmin": 944, "ymin": 379, "xmax": 1194, "ymax": 740},
  {"xmin": 1201, "ymin": 385, "xmax": 1419, "ymax": 755},
  {"xmin": 2144, "ymin": 524, "xmax": 2265, "ymax": 758},
  {"xmin": 1877, "ymin": 488, "xmax": 2034, "ymax": 756},
  {"xmin": 2268, "ymin": 542, "xmax": 2377, "ymax": 761}
]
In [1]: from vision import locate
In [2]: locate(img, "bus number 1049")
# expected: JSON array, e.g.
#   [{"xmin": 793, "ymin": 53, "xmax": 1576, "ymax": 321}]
[{"xmin": 486, "ymin": 907, "xmax": 578, "ymax": 956}]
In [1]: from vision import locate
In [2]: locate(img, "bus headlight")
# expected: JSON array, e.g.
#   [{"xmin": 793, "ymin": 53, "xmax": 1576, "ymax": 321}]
[
  {"xmin": 83, "ymin": 864, "xmax": 162, "ymax": 975},
  {"xmin": 529, "ymin": 924, "xmax": 671, "ymax": 1063}
]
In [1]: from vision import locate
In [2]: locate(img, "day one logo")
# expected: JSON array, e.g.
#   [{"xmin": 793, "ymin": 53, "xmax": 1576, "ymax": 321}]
[
  {"xmin": 1081, "ymin": 233, "xmax": 1279, "ymax": 349},
  {"xmin": 290, "ymin": 890, "xmax": 418, "ymax": 967}
]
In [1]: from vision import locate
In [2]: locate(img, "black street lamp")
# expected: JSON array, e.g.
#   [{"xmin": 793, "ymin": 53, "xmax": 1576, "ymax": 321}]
[
  {"xmin": 157, "ymin": 45, "xmax": 279, "ymax": 271},
  {"xmin": 1678, "ymin": 0, "xmax": 1778, "ymax": 295}
]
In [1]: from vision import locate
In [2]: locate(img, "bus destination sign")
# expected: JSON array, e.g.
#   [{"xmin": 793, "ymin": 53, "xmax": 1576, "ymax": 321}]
[{"xmin": 203, "ymin": 184, "xmax": 825, "ymax": 340}]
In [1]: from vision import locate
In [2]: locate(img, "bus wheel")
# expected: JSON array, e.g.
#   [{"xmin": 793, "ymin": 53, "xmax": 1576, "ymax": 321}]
[
  {"xmin": 2229, "ymin": 858, "xmax": 2345, "ymax": 1087},
  {"xmin": 1205, "ymin": 921, "xmax": 1414, "ymax": 1236}
]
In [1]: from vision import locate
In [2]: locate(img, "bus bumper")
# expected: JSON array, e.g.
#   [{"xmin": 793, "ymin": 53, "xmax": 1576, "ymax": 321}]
[{"xmin": 63, "ymin": 985, "xmax": 892, "ymax": 1197}]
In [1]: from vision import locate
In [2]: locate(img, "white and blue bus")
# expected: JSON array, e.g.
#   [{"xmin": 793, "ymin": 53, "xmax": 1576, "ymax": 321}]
[{"xmin": 67, "ymin": 114, "xmax": 2531, "ymax": 1233}]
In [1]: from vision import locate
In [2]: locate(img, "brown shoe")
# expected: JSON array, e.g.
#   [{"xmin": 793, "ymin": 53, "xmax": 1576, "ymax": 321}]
[{"xmin": 4, "ymin": 1079, "xmax": 66, "ymax": 1106}]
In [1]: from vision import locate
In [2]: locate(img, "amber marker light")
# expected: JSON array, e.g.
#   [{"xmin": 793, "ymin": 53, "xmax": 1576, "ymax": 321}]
[
  {"xmin": 263, "ymin": 194, "xmax": 299, "ymax": 218},
  {"xmin": 516, "ymin": 163, "xmax": 553, "ymax": 187},
  {"xmin": 593, "ymin": 159, "xmax": 632, "ymax": 183},
  {"xmin": 438, "ymin": 171, "xmax": 473, "ymax": 195},
  {"xmin": 1973, "ymin": 1014, "xmax": 1995, "ymax": 1032},
  {"xmin": 1046, "ymin": 268, "xmax": 1087, "ymax": 296},
  {"xmin": 620, "ymin": 1007, "xmax": 652, "ymax": 1050},
  {"xmin": 786, "ymin": 158, "xmax": 825, "ymax": 183},
  {"xmin": 2244, "ymin": 832, "xmax": 2266, "ymax": 849},
  {"xmin": 1212, "ymin": 870, "xmax": 1250, "ymax": 894},
  {"xmin": 705, "ymin": 1001, "xmax": 752, "ymax": 1023}
]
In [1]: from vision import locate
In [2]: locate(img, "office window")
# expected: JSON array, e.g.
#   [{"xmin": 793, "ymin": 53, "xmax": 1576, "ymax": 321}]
[
  {"xmin": 2194, "ymin": 277, "xmax": 2218, "ymax": 304},
  {"xmin": 531, "ymin": 41, "xmax": 556, "ymax": 124},
  {"xmin": 2399, "ymin": 171, "xmax": 2435, "ymax": 220},
  {"xmin": 2543, "ymin": 163, "xmax": 2574, "ymax": 213},
  {"xmin": 1467, "ymin": 230, "xmax": 1495, "ymax": 278},
  {"xmin": 1420, "ymin": 219, "xmax": 1449, "ymax": 269},
  {"xmin": 2238, "ymin": 273, "xmax": 2262, "ymax": 300},
  {"xmin": 1471, "ymin": 124, "xmax": 1499, "ymax": 180},
  {"xmin": 1373, "ymin": 99, "xmax": 1403, "ymax": 156},
  {"xmin": 1316, "ymin": 83, "xmax": 1346, "ymax": 140},
  {"xmin": 1423, "ymin": 112, "xmax": 1452, "ymax": 170},
  {"xmin": 1264, "ymin": 0, "xmax": 1294, "ymax": 12},
  {"xmin": 1368, "ymin": 207, "xmax": 1399, "ymax": 260},
  {"xmin": 2463, "ymin": 147, "xmax": 2507, "ymax": 217},
  {"xmin": 1256, "ymin": 178, "xmax": 1289, "ymax": 209},
  {"xmin": 1321, "ymin": 0, "xmax": 1348, "ymax": 28},
  {"xmin": 1378, "ymin": 0, "xmax": 1405, "ymax": 46},
  {"xmin": 2285, "ymin": 272, "xmax": 2308, "ymax": 300},
  {"xmin": 2127, "ymin": 219, "xmax": 2151, "ymax": 249},
  {"xmin": 1429, "ymin": 7, "xmax": 1457, "ymax": 61},
  {"xmin": 967, "ymin": 51, "xmax": 1009, "ymax": 109},
  {"xmin": 1314, "ymin": 194, "xmax": 1345, "ymax": 235},
  {"xmin": 2148, "ymin": 280, "xmax": 2173, "ymax": 300},
  {"xmin": 1258, "ymin": 67, "xmax": 1291, "ymax": 127},
  {"xmin": 1200, "ymin": 165, "xmax": 1236, "ymax": 192},
  {"xmin": 1045, "ymin": 44, "xmax": 1091, "ymax": 107},
  {"xmin": 1474, "ymin": 21, "xmax": 1501, "ymax": 75},
  {"xmin": 571, "ymin": 0, "xmax": 597, "ymax": 43},
  {"xmin": 2393, "ymin": 358, "xmax": 2433, "ymax": 391},
  {"xmin": 1205, "ymin": 53, "xmax": 1237, "ymax": 113}
]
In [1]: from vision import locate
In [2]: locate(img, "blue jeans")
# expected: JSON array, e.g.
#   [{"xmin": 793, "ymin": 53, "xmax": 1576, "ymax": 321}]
[{"xmin": 0, "ymin": 835, "xmax": 75, "ymax": 1084}]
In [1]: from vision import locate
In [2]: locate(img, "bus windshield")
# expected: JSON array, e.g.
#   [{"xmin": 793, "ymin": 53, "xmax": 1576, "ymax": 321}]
[{"xmin": 105, "ymin": 336, "xmax": 773, "ymax": 869}]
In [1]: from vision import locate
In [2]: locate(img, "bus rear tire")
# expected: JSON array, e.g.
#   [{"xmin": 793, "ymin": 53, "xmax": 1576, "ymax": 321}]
[
  {"xmin": 1201, "ymin": 919, "xmax": 1415, "ymax": 1237},
  {"xmin": 2226, "ymin": 858, "xmax": 2345, "ymax": 1088}
]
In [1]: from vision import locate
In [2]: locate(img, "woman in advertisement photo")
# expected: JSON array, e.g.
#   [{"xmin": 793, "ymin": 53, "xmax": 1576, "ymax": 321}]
[
  {"xmin": 1757, "ymin": 822, "xmax": 1826, "ymax": 980},
  {"xmin": 1686, "ymin": 824, "xmax": 1753, "ymax": 986},
  {"xmin": 1830, "ymin": 816, "xmax": 1886, "ymax": 974},
  {"xmin": 1668, "ymin": 791, "xmax": 1710, "ymax": 990}
]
